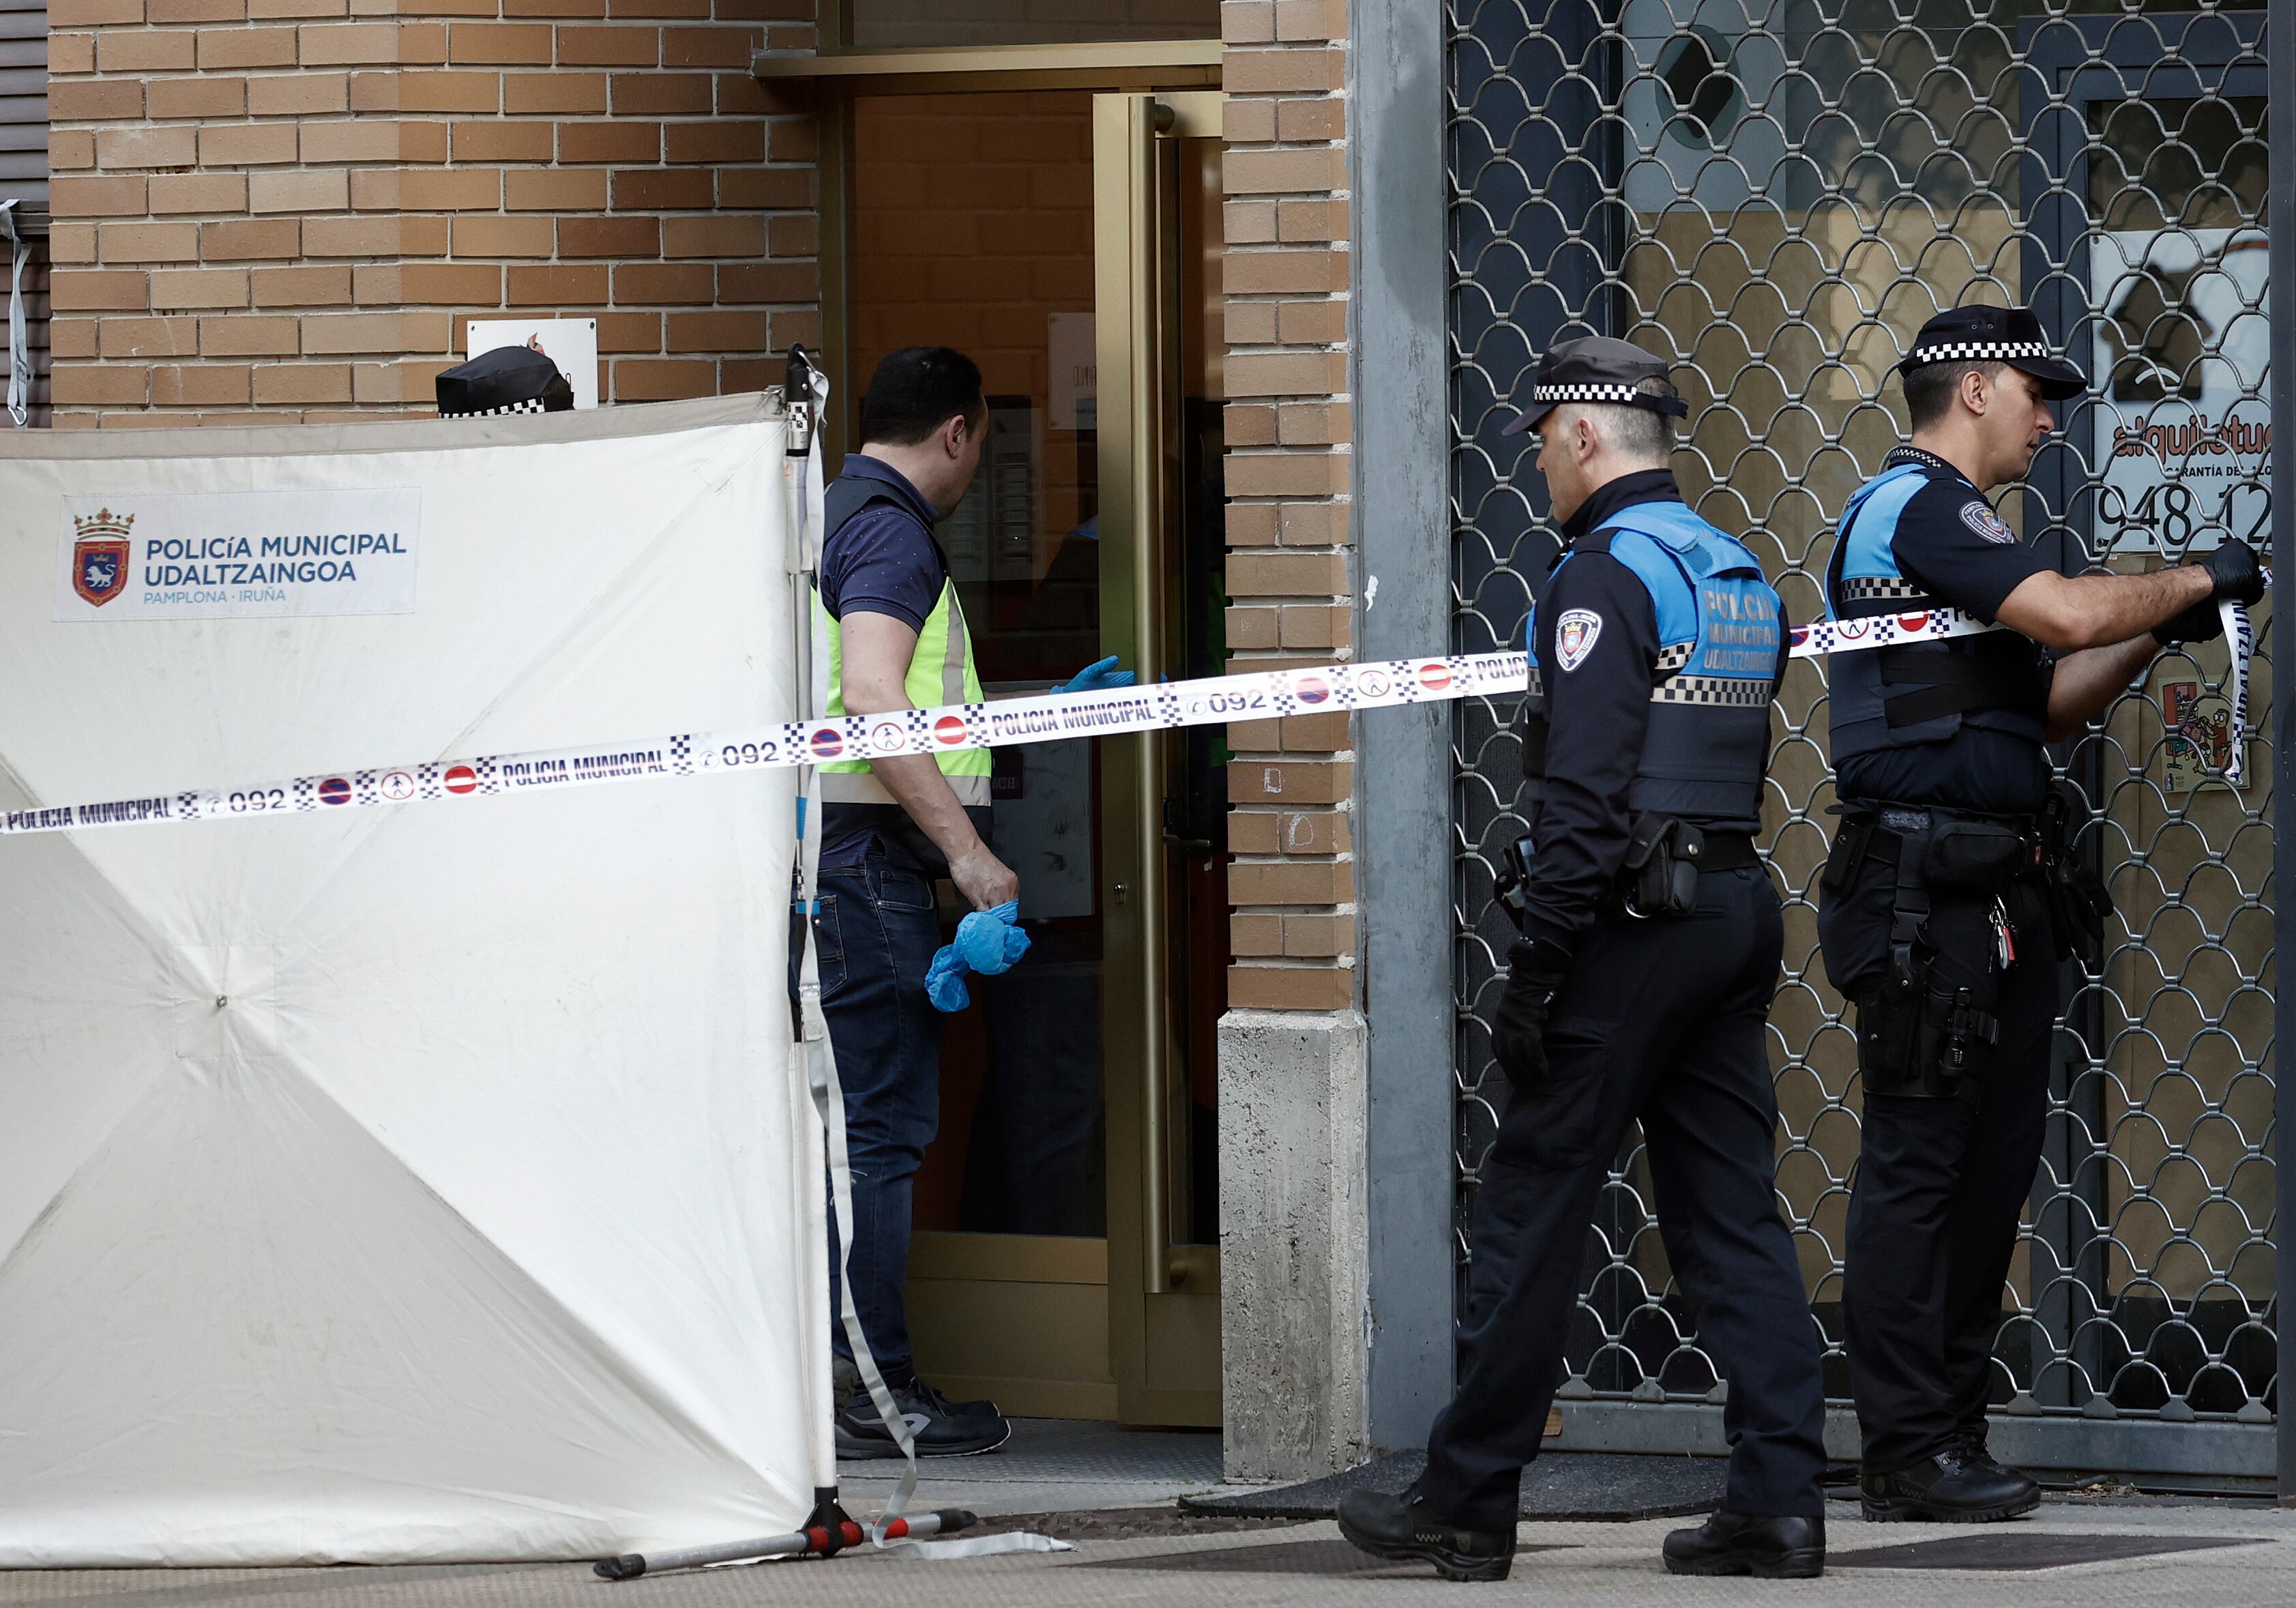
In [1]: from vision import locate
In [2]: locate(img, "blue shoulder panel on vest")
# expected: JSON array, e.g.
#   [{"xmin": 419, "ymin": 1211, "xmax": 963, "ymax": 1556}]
[
  {"xmin": 1535, "ymin": 503, "xmax": 1780, "ymax": 678},
  {"xmin": 1834, "ymin": 464, "xmax": 1929, "ymax": 598},
  {"xmin": 1600, "ymin": 529, "xmax": 1699, "ymax": 646},
  {"xmin": 1595, "ymin": 503, "xmax": 1772, "ymax": 657}
]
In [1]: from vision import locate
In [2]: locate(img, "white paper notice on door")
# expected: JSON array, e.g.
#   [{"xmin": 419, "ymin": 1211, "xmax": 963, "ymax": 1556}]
[
  {"xmin": 55, "ymin": 487, "xmax": 423, "ymax": 622},
  {"xmin": 1048, "ymin": 312, "xmax": 1096, "ymax": 433}
]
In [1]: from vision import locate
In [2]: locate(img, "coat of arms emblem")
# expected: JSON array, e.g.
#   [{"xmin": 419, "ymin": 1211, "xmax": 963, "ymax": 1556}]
[
  {"xmin": 71, "ymin": 509, "xmax": 134, "ymax": 607},
  {"xmin": 1555, "ymin": 608, "xmax": 1603, "ymax": 671}
]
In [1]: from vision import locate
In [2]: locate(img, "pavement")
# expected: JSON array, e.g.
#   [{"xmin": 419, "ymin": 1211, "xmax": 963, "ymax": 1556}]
[
  {"xmin": 835, "ymin": 1415, "xmax": 1225, "ymax": 1517},
  {"xmin": 5, "ymin": 1424, "xmax": 2296, "ymax": 1608}
]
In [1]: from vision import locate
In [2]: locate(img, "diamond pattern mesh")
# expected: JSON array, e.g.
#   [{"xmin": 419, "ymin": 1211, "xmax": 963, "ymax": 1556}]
[{"xmin": 1447, "ymin": 0, "xmax": 2276, "ymax": 1448}]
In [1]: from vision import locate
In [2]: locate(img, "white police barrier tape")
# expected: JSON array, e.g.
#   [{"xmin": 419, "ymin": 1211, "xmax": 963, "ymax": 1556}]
[
  {"xmin": 0, "ymin": 599, "xmax": 2259, "ymax": 838},
  {"xmin": 2220, "ymin": 595, "xmax": 2256, "ymax": 789},
  {"xmin": 0, "ymin": 652, "xmax": 1523, "ymax": 837}
]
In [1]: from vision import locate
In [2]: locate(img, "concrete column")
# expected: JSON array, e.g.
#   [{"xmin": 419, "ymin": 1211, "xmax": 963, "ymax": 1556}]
[{"xmin": 1217, "ymin": 1007, "xmax": 1370, "ymax": 1481}]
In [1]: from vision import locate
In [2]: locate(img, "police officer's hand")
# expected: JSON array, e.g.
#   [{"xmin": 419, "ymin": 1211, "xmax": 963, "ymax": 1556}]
[
  {"xmin": 2153, "ymin": 596, "xmax": 2226, "ymax": 649},
  {"xmin": 2199, "ymin": 537, "xmax": 2265, "ymax": 606},
  {"xmin": 1491, "ymin": 937, "xmax": 1572, "ymax": 1092}
]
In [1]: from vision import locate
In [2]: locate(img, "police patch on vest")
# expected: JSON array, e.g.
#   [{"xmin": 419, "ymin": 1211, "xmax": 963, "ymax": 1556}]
[
  {"xmin": 1959, "ymin": 500, "xmax": 2016, "ymax": 545},
  {"xmin": 1555, "ymin": 609, "xmax": 1602, "ymax": 671}
]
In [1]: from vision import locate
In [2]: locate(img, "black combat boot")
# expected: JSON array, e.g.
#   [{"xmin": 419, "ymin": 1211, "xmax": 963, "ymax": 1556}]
[
  {"xmin": 1861, "ymin": 1444, "xmax": 2040, "ymax": 1522},
  {"xmin": 1949, "ymin": 1422, "xmax": 2040, "ymax": 1493},
  {"xmin": 1336, "ymin": 1487, "xmax": 1516, "ymax": 1582},
  {"xmin": 1662, "ymin": 1511, "xmax": 1826, "ymax": 1577}
]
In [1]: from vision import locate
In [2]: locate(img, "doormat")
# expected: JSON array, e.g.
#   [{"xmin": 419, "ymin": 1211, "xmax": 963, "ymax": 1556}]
[
  {"xmin": 1179, "ymin": 1450, "xmax": 1726, "ymax": 1522},
  {"xmin": 1832, "ymin": 1533, "xmax": 2267, "ymax": 1571},
  {"xmin": 1084, "ymin": 1537, "xmax": 1574, "ymax": 1575}
]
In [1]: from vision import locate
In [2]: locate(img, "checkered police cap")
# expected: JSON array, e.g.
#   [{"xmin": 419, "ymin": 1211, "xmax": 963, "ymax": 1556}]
[
  {"xmin": 455, "ymin": 396, "xmax": 550, "ymax": 418},
  {"xmin": 1896, "ymin": 306, "xmax": 2085, "ymax": 399},
  {"xmin": 436, "ymin": 343, "xmax": 577, "ymax": 419},
  {"xmin": 1502, "ymin": 336, "xmax": 1690, "ymax": 436}
]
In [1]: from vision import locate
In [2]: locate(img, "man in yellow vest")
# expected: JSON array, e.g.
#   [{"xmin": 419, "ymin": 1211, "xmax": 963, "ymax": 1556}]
[{"xmin": 811, "ymin": 347, "xmax": 1016, "ymax": 1458}]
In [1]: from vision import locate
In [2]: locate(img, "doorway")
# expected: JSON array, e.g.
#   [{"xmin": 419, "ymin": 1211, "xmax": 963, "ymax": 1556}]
[{"xmin": 835, "ymin": 87, "xmax": 1228, "ymax": 1424}]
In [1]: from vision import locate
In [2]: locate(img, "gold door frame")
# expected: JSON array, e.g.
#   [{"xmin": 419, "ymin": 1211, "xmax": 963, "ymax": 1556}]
[
  {"xmin": 797, "ymin": 66, "xmax": 1223, "ymax": 1425},
  {"xmin": 1095, "ymin": 89, "xmax": 1222, "ymax": 1427}
]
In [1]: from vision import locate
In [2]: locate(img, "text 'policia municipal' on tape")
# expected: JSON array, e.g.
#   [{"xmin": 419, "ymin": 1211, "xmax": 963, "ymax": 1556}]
[{"xmin": 1, "ymin": 598, "xmax": 2256, "ymax": 836}]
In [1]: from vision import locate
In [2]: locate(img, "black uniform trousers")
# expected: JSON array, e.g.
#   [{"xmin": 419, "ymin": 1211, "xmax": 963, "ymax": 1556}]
[
  {"xmin": 1419, "ymin": 865, "xmax": 1828, "ymax": 1534},
  {"xmin": 1821, "ymin": 856, "xmax": 2058, "ymax": 1474}
]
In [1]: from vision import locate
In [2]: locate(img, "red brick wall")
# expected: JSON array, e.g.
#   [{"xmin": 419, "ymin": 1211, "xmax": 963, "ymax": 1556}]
[
  {"xmin": 43, "ymin": 0, "xmax": 821, "ymax": 423},
  {"xmin": 1219, "ymin": 0, "xmax": 1352, "ymax": 1012}
]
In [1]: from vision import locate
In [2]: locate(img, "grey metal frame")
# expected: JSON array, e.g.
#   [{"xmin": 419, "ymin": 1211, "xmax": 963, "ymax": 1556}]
[
  {"xmin": 1352, "ymin": 0, "xmax": 1460, "ymax": 1454},
  {"xmin": 2271, "ymin": 0, "xmax": 2295, "ymax": 1506}
]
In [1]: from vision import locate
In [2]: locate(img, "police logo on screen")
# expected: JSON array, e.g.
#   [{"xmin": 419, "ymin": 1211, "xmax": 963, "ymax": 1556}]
[
  {"xmin": 55, "ymin": 487, "xmax": 423, "ymax": 623},
  {"xmin": 1959, "ymin": 500, "xmax": 2017, "ymax": 545},
  {"xmin": 71, "ymin": 510, "xmax": 134, "ymax": 608},
  {"xmin": 1556, "ymin": 609, "xmax": 1604, "ymax": 671}
]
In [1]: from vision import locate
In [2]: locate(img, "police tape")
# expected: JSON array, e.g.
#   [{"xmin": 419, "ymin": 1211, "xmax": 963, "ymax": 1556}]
[
  {"xmin": 1791, "ymin": 597, "xmax": 2260, "ymax": 789},
  {"xmin": 2219, "ymin": 594, "xmax": 2256, "ymax": 788},
  {"xmin": 0, "ymin": 600, "xmax": 2257, "ymax": 837},
  {"xmin": 0, "ymin": 652, "xmax": 1529, "ymax": 836}
]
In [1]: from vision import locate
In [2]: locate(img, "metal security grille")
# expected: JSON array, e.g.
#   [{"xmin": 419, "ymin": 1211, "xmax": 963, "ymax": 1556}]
[
  {"xmin": 1448, "ymin": 0, "xmax": 2277, "ymax": 1478},
  {"xmin": 0, "ymin": 0, "xmax": 44, "ymax": 218}
]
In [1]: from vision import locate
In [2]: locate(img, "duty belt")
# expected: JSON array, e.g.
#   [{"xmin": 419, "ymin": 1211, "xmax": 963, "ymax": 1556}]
[
  {"xmin": 1495, "ymin": 827, "xmax": 1761, "ymax": 930},
  {"xmin": 1688, "ymin": 831, "xmax": 1761, "ymax": 872},
  {"xmin": 1834, "ymin": 802, "xmax": 2041, "ymax": 887}
]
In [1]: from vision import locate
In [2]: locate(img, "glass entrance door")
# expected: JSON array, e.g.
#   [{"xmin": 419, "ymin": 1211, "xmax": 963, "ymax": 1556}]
[
  {"xmin": 840, "ymin": 86, "xmax": 1226, "ymax": 1424},
  {"xmin": 1093, "ymin": 89, "xmax": 1226, "ymax": 1427}
]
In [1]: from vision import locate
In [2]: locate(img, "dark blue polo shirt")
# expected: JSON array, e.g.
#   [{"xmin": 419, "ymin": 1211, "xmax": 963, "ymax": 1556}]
[
  {"xmin": 817, "ymin": 454, "xmax": 954, "ymax": 873},
  {"xmin": 819, "ymin": 454, "xmax": 946, "ymax": 632}
]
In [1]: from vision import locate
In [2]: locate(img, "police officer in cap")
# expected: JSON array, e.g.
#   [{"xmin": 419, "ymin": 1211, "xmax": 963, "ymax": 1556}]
[
  {"xmin": 1338, "ymin": 337, "xmax": 1828, "ymax": 1582},
  {"xmin": 1819, "ymin": 305, "xmax": 2264, "ymax": 1520}
]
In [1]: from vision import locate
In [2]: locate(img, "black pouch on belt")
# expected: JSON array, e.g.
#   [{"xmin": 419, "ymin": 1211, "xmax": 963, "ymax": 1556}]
[
  {"xmin": 1921, "ymin": 817, "xmax": 2029, "ymax": 895},
  {"xmin": 1621, "ymin": 813, "xmax": 1703, "ymax": 918},
  {"xmin": 1821, "ymin": 808, "xmax": 1872, "ymax": 896}
]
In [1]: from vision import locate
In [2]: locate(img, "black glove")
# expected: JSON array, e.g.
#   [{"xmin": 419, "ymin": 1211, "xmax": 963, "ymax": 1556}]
[
  {"xmin": 1491, "ymin": 937, "xmax": 1572, "ymax": 1092},
  {"xmin": 2199, "ymin": 536, "xmax": 2265, "ymax": 606},
  {"xmin": 2153, "ymin": 596, "xmax": 2226, "ymax": 649}
]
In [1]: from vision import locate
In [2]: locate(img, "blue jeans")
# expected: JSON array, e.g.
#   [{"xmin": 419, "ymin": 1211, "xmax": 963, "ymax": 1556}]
[{"xmin": 806, "ymin": 847, "xmax": 943, "ymax": 1379}]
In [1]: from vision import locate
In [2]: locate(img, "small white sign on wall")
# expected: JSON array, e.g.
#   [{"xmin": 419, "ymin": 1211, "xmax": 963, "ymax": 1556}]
[{"xmin": 466, "ymin": 319, "xmax": 600, "ymax": 410}]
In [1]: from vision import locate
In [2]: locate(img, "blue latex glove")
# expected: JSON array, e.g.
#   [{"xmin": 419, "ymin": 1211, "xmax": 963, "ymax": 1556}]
[
  {"xmin": 1053, "ymin": 655, "xmax": 1136, "ymax": 694},
  {"xmin": 924, "ymin": 900, "xmax": 1032, "ymax": 1013}
]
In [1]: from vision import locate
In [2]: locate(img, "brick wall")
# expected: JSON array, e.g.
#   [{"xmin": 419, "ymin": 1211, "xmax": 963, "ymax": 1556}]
[
  {"xmin": 1218, "ymin": 0, "xmax": 1352, "ymax": 1013},
  {"xmin": 42, "ymin": 0, "xmax": 821, "ymax": 424}
]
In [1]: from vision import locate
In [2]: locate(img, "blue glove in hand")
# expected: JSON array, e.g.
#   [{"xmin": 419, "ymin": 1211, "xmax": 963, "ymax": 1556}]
[
  {"xmin": 924, "ymin": 900, "xmax": 1032, "ymax": 1013},
  {"xmin": 1053, "ymin": 655, "xmax": 1136, "ymax": 695}
]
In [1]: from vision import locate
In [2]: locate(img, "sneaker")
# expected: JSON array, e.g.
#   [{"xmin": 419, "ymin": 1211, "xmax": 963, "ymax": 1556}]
[
  {"xmin": 1335, "ymin": 1487, "xmax": 1515, "ymax": 1582},
  {"xmin": 1662, "ymin": 1512, "xmax": 1825, "ymax": 1578},
  {"xmin": 1860, "ymin": 1445, "xmax": 2040, "ymax": 1522},
  {"xmin": 835, "ymin": 1375, "xmax": 1011, "ymax": 1460},
  {"xmin": 833, "ymin": 1356, "xmax": 999, "ymax": 1419}
]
